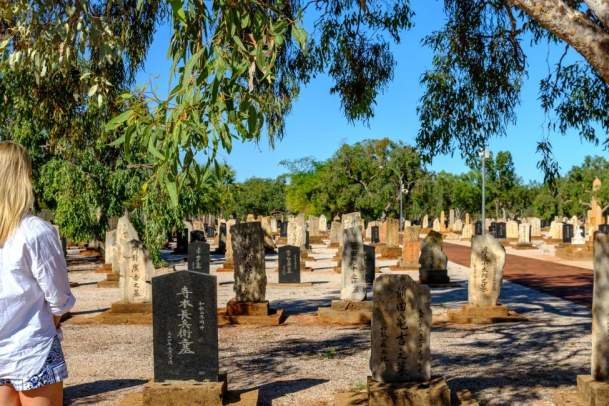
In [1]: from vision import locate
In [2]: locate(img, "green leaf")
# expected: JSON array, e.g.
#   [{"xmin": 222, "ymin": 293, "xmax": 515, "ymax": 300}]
[
  {"xmin": 105, "ymin": 110, "xmax": 133, "ymax": 131},
  {"xmin": 166, "ymin": 180, "xmax": 179, "ymax": 207},
  {"xmin": 293, "ymin": 25, "xmax": 307, "ymax": 51},
  {"xmin": 109, "ymin": 134, "xmax": 126, "ymax": 147},
  {"xmin": 88, "ymin": 84, "xmax": 98, "ymax": 97},
  {"xmin": 248, "ymin": 105, "xmax": 257, "ymax": 134}
]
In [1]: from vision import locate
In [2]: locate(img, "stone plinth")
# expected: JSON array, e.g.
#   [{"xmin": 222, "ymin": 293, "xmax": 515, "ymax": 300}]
[
  {"xmin": 97, "ymin": 272, "xmax": 119, "ymax": 288},
  {"xmin": 367, "ymin": 376, "xmax": 450, "ymax": 406},
  {"xmin": 215, "ymin": 260, "xmax": 234, "ymax": 272},
  {"xmin": 96, "ymin": 263, "xmax": 113, "ymax": 274},
  {"xmin": 318, "ymin": 300, "xmax": 373, "ymax": 325},
  {"xmin": 447, "ymin": 304, "xmax": 527, "ymax": 324},
  {"xmin": 577, "ymin": 375, "xmax": 609, "ymax": 406},
  {"xmin": 377, "ymin": 245, "xmax": 402, "ymax": 259},
  {"xmin": 219, "ymin": 299, "xmax": 285, "ymax": 326},
  {"xmin": 143, "ymin": 379, "xmax": 226, "ymax": 406},
  {"xmin": 111, "ymin": 301, "xmax": 153, "ymax": 314}
]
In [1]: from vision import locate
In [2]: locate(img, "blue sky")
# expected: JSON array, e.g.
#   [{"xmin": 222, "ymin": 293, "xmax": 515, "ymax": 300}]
[{"xmin": 136, "ymin": 1, "xmax": 605, "ymax": 183}]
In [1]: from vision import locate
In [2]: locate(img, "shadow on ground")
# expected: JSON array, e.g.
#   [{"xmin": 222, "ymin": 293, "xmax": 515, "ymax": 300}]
[{"xmin": 65, "ymin": 379, "xmax": 147, "ymax": 404}]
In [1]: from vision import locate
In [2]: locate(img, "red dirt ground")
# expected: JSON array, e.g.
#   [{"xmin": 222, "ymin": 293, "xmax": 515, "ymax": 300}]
[{"xmin": 444, "ymin": 243, "xmax": 593, "ymax": 307}]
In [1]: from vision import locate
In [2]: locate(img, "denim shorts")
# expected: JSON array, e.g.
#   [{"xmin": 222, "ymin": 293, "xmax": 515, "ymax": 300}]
[{"xmin": 0, "ymin": 336, "xmax": 68, "ymax": 392}]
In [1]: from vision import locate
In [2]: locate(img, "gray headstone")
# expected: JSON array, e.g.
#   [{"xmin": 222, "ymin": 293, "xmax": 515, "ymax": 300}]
[
  {"xmin": 469, "ymin": 234, "xmax": 505, "ymax": 306},
  {"xmin": 188, "ymin": 241, "xmax": 210, "ymax": 274},
  {"xmin": 278, "ymin": 245, "xmax": 300, "ymax": 284},
  {"xmin": 231, "ymin": 222, "xmax": 267, "ymax": 302},
  {"xmin": 340, "ymin": 227, "xmax": 367, "ymax": 301}
]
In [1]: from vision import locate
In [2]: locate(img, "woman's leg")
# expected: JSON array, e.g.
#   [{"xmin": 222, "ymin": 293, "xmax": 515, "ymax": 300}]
[
  {"xmin": 18, "ymin": 382, "xmax": 63, "ymax": 406},
  {"xmin": 0, "ymin": 384, "xmax": 21, "ymax": 406}
]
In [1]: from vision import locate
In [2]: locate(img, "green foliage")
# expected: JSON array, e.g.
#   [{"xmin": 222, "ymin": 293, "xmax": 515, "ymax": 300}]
[{"xmin": 227, "ymin": 177, "xmax": 287, "ymax": 219}]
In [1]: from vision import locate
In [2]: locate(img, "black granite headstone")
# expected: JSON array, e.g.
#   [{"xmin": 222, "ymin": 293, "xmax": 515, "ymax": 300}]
[
  {"xmin": 152, "ymin": 271, "xmax": 218, "ymax": 382},
  {"xmin": 278, "ymin": 245, "xmax": 300, "ymax": 284},
  {"xmin": 280, "ymin": 221, "xmax": 288, "ymax": 237},
  {"xmin": 428, "ymin": 219, "xmax": 433, "ymax": 228},
  {"xmin": 475, "ymin": 221, "xmax": 483, "ymax": 236},
  {"xmin": 305, "ymin": 230, "xmax": 310, "ymax": 249},
  {"xmin": 215, "ymin": 223, "xmax": 227, "ymax": 254},
  {"xmin": 188, "ymin": 241, "xmax": 210, "ymax": 274},
  {"xmin": 489, "ymin": 222, "xmax": 497, "ymax": 237},
  {"xmin": 563, "ymin": 223, "xmax": 574, "ymax": 243},
  {"xmin": 495, "ymin": 222, "xmax": 506, "ymax": 239},
  {"xmin": 364, "ymin": 245, "xmax": 375, "ymax": 286},
  {"xmin": 371, "ymin": 226, "xmax": 380, "ymax": 244},
  {"xmin": 190, "ymin": 230, "xmax": 206, "ymax": 243},
  {"xmin": 175, "ymin": 228, "xmax": 189, "ymax": 254}
]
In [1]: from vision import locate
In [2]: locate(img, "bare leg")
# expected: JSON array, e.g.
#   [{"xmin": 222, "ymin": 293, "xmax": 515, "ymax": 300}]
[
  {"xmin": 18, "ymin": 382, "xmax": 63, "ymax": 406},
  {"xmin": 0, "ymin": 384, "xmax": 21, "ymax": 406}
]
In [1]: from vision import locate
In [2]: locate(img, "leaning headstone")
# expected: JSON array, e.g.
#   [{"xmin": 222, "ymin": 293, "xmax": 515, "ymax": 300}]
[
  {"xmin": 418, "ymin": 231, "xmax": 449, "ymax": 285},
  {"xmin": 188, "ymin": 241, "xmax": 210, "ymax": 274},
  {"xmin": 362, "ymin": 274, "xmax": 450, "ymax": 405},
  {"xmin": 278, "ymin": 245, "xmax": 300, "ymax": 284},
  {"xmin": 231, "ymin": 222, "xmax": 266, "ymax": 303},
  {"xmin": 576, "ymin": 232, "xmax": 609, "ymax": 405},
  {"xmin": 340, "ymin": 227, "xmax": 367, "ymax": 301},
  {"xmin": 151, "ymin": 271, "xmax": 218, "ymax": 382}
]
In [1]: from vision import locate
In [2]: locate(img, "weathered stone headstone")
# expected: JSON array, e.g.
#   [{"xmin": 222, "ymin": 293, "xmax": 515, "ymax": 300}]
[
  {"xmin": 329, "ymin": 221, "xmax": 343, "ymax": 246},
  {"xmin": 342, "ymin": 212, "xmax": 362, "ymax": 230},
  {"xmin": 550, "ymin": 221, "xmax": 563, "ymax": 240},
  {"xmin": 385, "ymin": 218, "xmax": 400, "ymax": 247},
  {"xmin": 288, "ymin": 215, "xmax": 307, "ymax": 249},
  {"xmin": 270, "ymin": 217, "xmax": 278, "ymax": 234},
  {"xmin": 440, "ymin": 211, "xmax": 446, "ymax": 231},
  {"xmin": 452, "ymin": 219, "xmax": 463, "ymax": 233},
  {"xmin": 188, "ymin": 241, "xmax": 210, "ymax": 274},
  {"xmin": 278, "ymin": 245, "xmax": 300, "ymax": 284},
  {"xmin": 469, "ymin": 235, "xmax": 505, "ymax": 306},
  {"xmin": 319, "ymin": 215, "xmax": 328, "ymax": 233},
  {"xmin": 364, "ymin": 245, "xmax": 376, "ymax": 286},
  {"xmin": 592, "ymin": 232, "xmax": 609, "ymax": 380},
  {"xmin": 399, "ymin": 226, "xmax": 420, "ymax": 269},
  {"xmin": 216, "ymin": 221, "xmax": 227, "ymax": 254},
  {"xmin": 152, "ymin": 271, "xmax": 218, "ymax": 382},
  {"xmin": 308, "ymin": 216, "xmax": 320, "ymax": 237},
  {"xmin": 279, "ymin": 221, "xmax": 288, "ymax": 238},
  {"xmin": 448, "ymin": 209, "xmax": 455, "ymax": 230},
  {"xmin": 224, "ymin": 220, "xmax": 236, "ymax": 265},
  {"xmin": 116, "ymin": 213, "xmax": 140, "ymax": 287},
  {"xmin": 432, "ymin": 218, "xmax": 441, "ymax": 233},
  {"xmin": 422, "ymin": 215, "xmax": 429, "ymax": 229},
  {"xmin": 370, "ymin": 274, "xmax": 431, "ymax": 382},
  {"xmin": 105, "ymin": 230, "xmax": 116, "ymax": 266},
  {"xmin": 518, "ymin": 223, "xmax": 531, "ymax": 245},
  {"xmin": 122, "ymin": 240, "xmax": 153, "ymax": 303},
  {"xmin": 231, "ymin": 222, "xmax": 266, "ymax": 303},
  {"xmin": 340, "ymin": 227, "xmax": 367, "ymax": 301},
  {"xmin": 506, "ymin": 220, "xmax": 519, "ymax": 239},
  {"xmin": 529, "ymin": 217, "xmax": 542, "ymax": 237},
  {"xmin": 419, "ymin": 231, "xmax": 449, "ymax": 285}
]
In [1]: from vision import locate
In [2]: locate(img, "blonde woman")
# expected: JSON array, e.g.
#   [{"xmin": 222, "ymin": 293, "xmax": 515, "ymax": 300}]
[{"xmin": 0, "ymin": 142, "xmax": 75, "ymax": 406}]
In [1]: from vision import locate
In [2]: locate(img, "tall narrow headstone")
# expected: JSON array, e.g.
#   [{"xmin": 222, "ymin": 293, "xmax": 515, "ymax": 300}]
[
  {"xmin": 152, "ymin": 271, "xmax": 218, "ymax": 382},
  {"xmin": 278, "ymin": 245, "xmax": 300, "ymax": 284},
  {"xmin": 330, "ymin": 221, "xmax": 343, "ymax": 246},
  {"xmin": 340, "ymin": 227, "xmax": 367, "ymax": 301},
  {"xmin": 188, "ymin": 241, "xmax": 210, "ymax": 274},
  {"xmin": 105, "ymin": 230, "xmax": 116, "ymax": 266},
  {"xmin": 563, "ymin": 223, "xmax": 574, "ymax": 243},
  {"xmin": 122, "ymin": 240, "xmax": 153, "ymax": 303},
  {"xmin": 175, "ymin": 228, "xmax": 189, "ymax": 254},
  {"xmin": 364, "ymin": 245, "xmax": 376, "ymax": 286},
  {"xmin": 371, "ymin": 225, "xmax": 380, "ymax": 244},
  {"xmin": 385, "ymin": 218, "xmax": 400, "ymax": 247},
  {"xmin": 319, "ymin": 215, "xmax": 328, "ymax": 233},
  {"xmin": 370, "ymin": 274, "xmax": 431, "ymax": 382},
  {"xmin": 592, "ymin": 232, "xmax": 609, "ymax": 380},
  {"xmin": 518, "ymin": 223, "xmax": 532, "ymax": 245},
  {"xmin": 231, "ymin": 222, "xmax": 266, "ymax": 303},
  {"xmin": 469, "ymin": 235, "xmax": 505, "ymax": 306}
]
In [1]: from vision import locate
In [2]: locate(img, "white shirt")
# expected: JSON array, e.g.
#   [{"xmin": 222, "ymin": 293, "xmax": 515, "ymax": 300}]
[{"xmin": 0, "ymin": 215, "xmax": 75, "ymax": 380}]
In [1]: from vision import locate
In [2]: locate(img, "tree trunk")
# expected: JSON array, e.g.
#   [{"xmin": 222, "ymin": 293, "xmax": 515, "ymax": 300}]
[{"xmin": 509, "ymin": 0, "xmax": 609, "ymax": 84}]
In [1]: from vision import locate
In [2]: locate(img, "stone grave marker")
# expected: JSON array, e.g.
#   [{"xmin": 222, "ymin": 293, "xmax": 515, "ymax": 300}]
[
  {"xmin": 231, "ymin": 222, "xmax": 266, "ymax": 302},
  {"xmin": 385, "ymin": 218, "xmax": 400, "ymax": 247},
  {"xmin": 475, "ymin": 220, "xmax": 483, "ymax": 236},
  {"xmin": 278, "ymin": 245, "xmax": 300, "ymax": 284},
  {"xmin": 175, "ymin": 228, "xmax": 189, "ymax": 254},
  {"xmin": 319, "ymin": 215, "xmax": 328, "ymax": 233},
  {"xmin": 371, "ymin": 225, "xmax": 380, "ymax": 244},
  {"xmin": 370, "ymin": 274, "xmax": 431, "ymax": 382},
  {"xmin": 330, "ymin": 221, "xmax": 343, "ymax": 246},
  {"xmin": 190, "ymin": 230, "xmax": 206, "ymax": 243},
  {"xmin": 341, "ymin": 227, "xmax": 367, "ymax": 301},
  {"xmin": 469, "ymin": 234, "xmax": 505, "ymax": 306},
  {"xmin": 152, "ymin": 271, "xmax": 218, "ymax": 382},
  {"xmin": 398, "ymin": 226, "xmax": 420, "ymax": 269},
  {"xmin": 342, "ymin": 212, "xmax": 362, "ymax": 230},
  {"xmin": 216, "ymin": 222, "xmax": 227, "ymax": 254},
  {"xmin": 279, "ymin": 220, "xmax": 288, "ymax": 237},
  {"xmin": 495, "ymin": 222, "xmax": 507, "ymax": 239},
  {"xmin": 518, "ymin": 223, "xmax": 531, "ymax": 245},
  {"xmin": 563, "ymin": 223, "xmax": 574, "ymax": 243},
  {"xmin": 364, "ymin": 245, "xmax": 376, "ymax": 286},
  {"xmin": 592, "ymin": 233, "xmax": 609, "ymax": 380},
  {"xmin": 105, "ymin": 230, "xmax": 116, "ymax": 266},
  {"xmin": 188, "ymin": 241, "xmax": 210, "ymax": 274},
  {"xmin": 418, "ymin": 231, "xmax": 449, "ymax": 284},
  {"xmin": 122, "ymin": 240, "xmax": 153, "ymax": 303}
]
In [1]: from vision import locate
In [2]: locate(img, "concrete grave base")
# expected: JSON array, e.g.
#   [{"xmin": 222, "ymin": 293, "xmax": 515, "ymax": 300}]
[
  {"xmin": 318, "ymin": 300, "xmax": 372, "ymax": 325},
  {"xmin": 71, "ymin": 301, "xmax": 152, "ymax": 325},
  {"xmin": 419, "ymin": 269, "xmax": 450, "ymax": 285},
  {"xmin": 95, "ymin": 263, "xmax": 113, "ymax": 274},
  {"xmin": 511, "ymin": 243, "xmax": 536, "ymax": 250},
  {"xmin": 215, "ymin": 262, "xmax": 234, "ymax": 273},
  {"xmin": 577, "ymin": 375, "xmax": 609, "ymax": 406},
  {"xmin": 309, "ymin": 235, "xmax": 324, "ymax": 244},
  {"xmin": 218, "ymin": 299, "xmax": 285, "ymax": 326},
  {"xmin": 447, "ymin": 304, "xmax": 528, "ymax": 325},
  {"xmin": 118, "ymin": 376, "xmax": 259, "ymax": 406},
  {"xmin": 335, "ymin": 376, "xmax": 452, "ymax": 406},
  {"xmin": 555, "ymin": 243, "xmax": 593, "ymax": 260},
  {"xmin": 267, "ymin": 282, "xmax": 314, "ymax": 288},
  {"xmin": 377, "ymin": 246, "xmax": 402, "ymax": 259},
  {"xmin": 97, "ymin": 272, "xmax": 119, "ymax": 288}
]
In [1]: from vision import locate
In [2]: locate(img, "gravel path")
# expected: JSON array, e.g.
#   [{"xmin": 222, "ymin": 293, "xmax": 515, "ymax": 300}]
[{"xmin": 61, "ymin": 244, "xmax": 591, "ymax": 405}]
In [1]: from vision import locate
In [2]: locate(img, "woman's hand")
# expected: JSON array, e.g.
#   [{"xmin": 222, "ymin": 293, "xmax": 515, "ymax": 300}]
[{"xmin": 53, "ymin": 315, "xmax": 61, "ymax": 329}]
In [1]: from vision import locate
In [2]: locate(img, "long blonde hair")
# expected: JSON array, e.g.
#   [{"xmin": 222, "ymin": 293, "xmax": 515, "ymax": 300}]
[{"xmin": 0, "ymin": 142, "xmax": 34, "ymax": 245}]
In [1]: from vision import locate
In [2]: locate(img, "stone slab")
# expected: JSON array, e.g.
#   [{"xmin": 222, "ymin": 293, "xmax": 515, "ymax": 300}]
[
  {"xmin": 97, "ymin": 280, "xmax": 119, "ymax": 288},
  {"xmin": 447, "ymin": 304, "xmax": 528, "ymax": 324},
  {"xmin": 378, "ymin": 246, "xmax": 402, "ymax": 259},
  {"xmin": 267, "ymin": 282, "xmax": 314, "ymax": 288},
  {"xmin": 111, "ymin": 301, "xmax": 153, "ymax": 314},
  {"xmin": 225, "ymin": 300, "xmax": 270, "ymax": 316},
  {"xmin": 142, "ymin": 379, "xmax": 226, "ymax": 406},
  {"xmin": 367, "ymin": 376, "xmax": 451, "ymax": 406},
  {"xmin": 218, "ymin": 308, "xmax": 285, "ymax": 327},
  {"xmin": 318, "ymin": 300, "xmax": 373, "ymax": 325},
  {"xmin": 577, "ymin": 375, "xmax": 609, "ymax": 406},
  {"xmin": 96, "ymin": 264, "xmax": 113, "ymax": 274}
]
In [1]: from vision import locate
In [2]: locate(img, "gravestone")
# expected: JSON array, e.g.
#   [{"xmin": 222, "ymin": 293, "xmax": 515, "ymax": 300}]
[
  {"xmin": 432, "ymin": 218, "xmax": 441, "ymax": 233},
  {"xmin": 340, "ymin": 227, "xmax": 367, "ymax": 301},
  {"xmin": 506, "ymin": 220, "xmax": 519, "ymax": 239},
  {"xmin": 398, "ymin": 226, "xmax": 420, "ymax": 269},
  {"xmin": 592, "ymin": 233, "xmax": 609, "ymax": 380},
  {"xmin": 188, "ymin": 241, "xmax": 210, "ymax": 274},
  {"xmin": 216, "ymin": 222, "xmax": 227, "ymax": 254},
  {"xmin": 278, "ymin": 245, "xmax": 300, "ymax": 284},
  {"xmin": 563, "ymin": 223, "xmax": 574, "ymax": 243},
  {"xmin": 418, "ymin": 231, "xmax": 449, "ymax": 284},
  {"xmin": 270, "ymin": 217, "xmax": 278, "ymax": 234},
  {"xmin": 105, "ymin": 230, "xmax": 116, "ymax": 266},
  {"xmin": 190, "ymin": 230, "xmax": 206, "ymax": 243},
  {"xmin": 495, "ymin": 222, "xmax": 507, "ymax": 239},
  {"xmin": 370, "ymin": 274, "xmax": 431, "ymax": 382},
  {"xmin": 319, "ymin": 215, "xmax": 328, "ymax": 233},
  {"xmin": 475, "ymin": 221, "xmax": 483, "ymax": 236},
  {"xmin": 231, "ymin": 222, "xmax": 266, "ymax": 302},
  {"xmin": 152, "ymin": 271, "xmax": 218, "ymax": 382},
  {"xmin": 329, "ymin": 221, "xmax": 343, "ymax": 246},
  {"xmin": 279, "ymin": 221, "xmax": 288, "ymax": 238},
  {"xmin": 469, "ymin": 234, "xmax": 505, "ymax": 306},
  {"xmin": 371, "ymin": 225, "xmax": 380, "ymax": 244},
  {"xmin": 308, "ymin": 216, "xmax": 320, "ymax": 236},
  {"xmin": 122, "ymin": 240, "xmax": 153, "ymax": 303},
  {"xmin": 342, "ymin": 212, "xmax": 362, "ymax": 230},
  {"xmin": 288, "ymin": 215, "xmax": 307, "ymax": 249},
  {"xmin": 385, "ymin": 218, "xmax": 400, "ymax": 247},
  {"xmin": 550, "ymin": 221, "xmax": 563, "ymax": 240},
  {"xmin": 452, "ymin": 219, "xmax": 463, "ymax": 233},
  {"xmin": 440, "ymin": 211, "xmax": 446, "ymax": 231},
  {"xmin": 175, "ymin": 228, "xmax": 189, "ymax": 254},
  {"xmin": 529, "ymin": 217, "xmax": 542, "ymax": 237},
  {"xmin": 518, "ymin": 223, "xmax": 532, "ymax": 245},
  {"xmin": 364, "ymin": 245, "xmax": 376, "ymax": 286},
  {"xmin": 422, "ymin": 215, "xmax": 429, "ymax": 229},
  {"xmin": 116, "ymin": 213, "xmax": 140, "ymax": 290}
]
